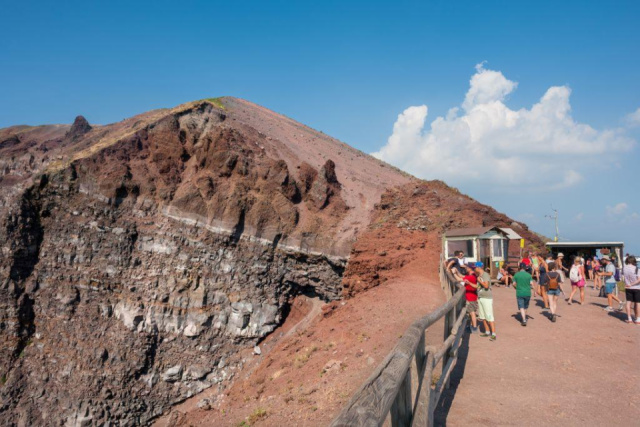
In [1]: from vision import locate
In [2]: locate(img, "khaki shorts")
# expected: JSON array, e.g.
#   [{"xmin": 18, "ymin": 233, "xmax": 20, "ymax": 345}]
[
  {"xmin": 466, "ymin": 300, "xmax": 478, "ymax": 313},
  {"xmin": 478, "ymin": 298, "xmax": 494, "ymax": 322}
]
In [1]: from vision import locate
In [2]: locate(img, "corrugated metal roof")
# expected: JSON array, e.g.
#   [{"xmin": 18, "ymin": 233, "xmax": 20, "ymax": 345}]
[
  {"xmin": 444, "ymin": 226, "xmax": 504, "ymax": 238},
  {"xmin": 499, "ymin": 227, "xmax": 522, "ymax": 240},
  {"xmin": 546, "ymin": 242, "xmax": 624, "ymax": 247}
]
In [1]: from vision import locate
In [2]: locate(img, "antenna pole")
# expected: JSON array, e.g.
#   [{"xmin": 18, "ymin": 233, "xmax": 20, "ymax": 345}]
[{"xmin": 545, "ymin": 206, "xmax": 560, "ymax": 242}]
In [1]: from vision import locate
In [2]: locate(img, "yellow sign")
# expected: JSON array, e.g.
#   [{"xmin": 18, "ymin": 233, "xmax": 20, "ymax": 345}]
[{"xmin": 520, "ymin": 239, "xmax": 525, "ymax": 248}]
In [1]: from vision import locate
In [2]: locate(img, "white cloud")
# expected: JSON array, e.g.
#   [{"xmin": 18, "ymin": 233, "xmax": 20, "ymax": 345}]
[
  {"xmin": 606, "ymin": 202, "xmax": 628, "ymax": 216},
  {"xmin": 625, "ymin": 107, "xmax": 640, "ymax": 128},
  {"xmin": 373, "ymin": 63, "xmax": 636, "ymax": 191},
  {"xmin": 606, "ymin": 203, "xmax": 639, "ymax": 223},
  {"xmin": 463, "ymin": 62, "xmax": 518, "ymax": 111}
]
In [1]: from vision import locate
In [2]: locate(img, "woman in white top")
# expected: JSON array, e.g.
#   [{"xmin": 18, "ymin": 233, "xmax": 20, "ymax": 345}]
[
  {"xmin": 623, "ymin": 256, "xmax": 640, "ymax": 324},
  {"xmin": 567, "ymin": 257, "xmax": 586, "ymax": 305}
]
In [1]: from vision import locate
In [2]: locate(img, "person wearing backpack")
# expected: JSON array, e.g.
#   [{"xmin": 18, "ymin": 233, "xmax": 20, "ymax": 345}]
[
  {"xmin": 600, "ymin": 255, "xmax": 624, "ymax": 312},
  {"xmin": 567, "ymin": 257, "xmax": 586, "ymax": 305},
  {"xmin": 546, "ymin": 262, "xmax": 563, "ymax": 322},
  {"xmin": 534, "ymin": 254, "xmax": 550, "ymax": 309},
  {"xmin": 622, "ymin": 255, "xmax": 640, "ymax": 324}
]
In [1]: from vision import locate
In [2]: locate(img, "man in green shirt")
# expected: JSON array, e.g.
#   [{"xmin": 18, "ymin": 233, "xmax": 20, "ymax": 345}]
[{"xmin": 513, "ymin": 264, "xmax": 533, "ymax": 326}]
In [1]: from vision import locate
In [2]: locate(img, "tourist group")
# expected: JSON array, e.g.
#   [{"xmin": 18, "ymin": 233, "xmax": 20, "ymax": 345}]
[{"xmin": 445, "ymin": 250, "xmax": 640, "ymax": 338}]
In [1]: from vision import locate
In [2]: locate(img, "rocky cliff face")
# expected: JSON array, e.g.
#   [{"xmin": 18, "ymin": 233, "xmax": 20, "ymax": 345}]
[{"xmin": 0, "ymin": 98, "xmax": 411, "ymax": 425}]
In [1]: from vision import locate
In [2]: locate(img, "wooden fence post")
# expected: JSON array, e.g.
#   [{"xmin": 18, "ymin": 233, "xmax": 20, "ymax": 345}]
[
  {"xmin": 391, "ymin": 369, "xmax": 413, "ymax": 427},
  {"xmin": 331, "ymin": 268, "xmax": 466, "ymax": 427}
]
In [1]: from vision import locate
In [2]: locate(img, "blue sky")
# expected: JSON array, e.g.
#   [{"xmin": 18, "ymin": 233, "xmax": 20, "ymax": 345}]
[{"xmin": 2, "ymin": 1, "xmax": 639, "ymax": 252}]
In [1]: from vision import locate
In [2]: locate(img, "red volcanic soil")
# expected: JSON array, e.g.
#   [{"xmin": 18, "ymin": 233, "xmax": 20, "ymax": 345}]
[
  {"xmin": 158, "ymin": 181, "xmax": 547, "ymax": 426},
  {"xmin": 157, "ymin": 276, "xmax": 445, "ymax": 427},
  {"xmin": 342, "ymin": 180, "xmax": 547, "ymax": 297}
]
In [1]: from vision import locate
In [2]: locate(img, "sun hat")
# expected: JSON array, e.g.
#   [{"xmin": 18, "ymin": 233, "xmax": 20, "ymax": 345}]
[
  {"xmin": 557, "ymin": 253, "xmax": 564, "ymax": 257},
  {"xmin": 601, "ymin": 255, "xmax": 611, "ymax": 261},
  {"xmin": 475, "ymin": 261, "xmax": 484, "ymax": 268}
]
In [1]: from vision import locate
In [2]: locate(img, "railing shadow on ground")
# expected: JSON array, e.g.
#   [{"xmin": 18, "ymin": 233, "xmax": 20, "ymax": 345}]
[
  {"xmin": 433, "ymin": 330, "xmax": 471, "ymax": 426},
  {"xmin": 330, "ymin": 258, "xmax": 468, "ymax": 427}
]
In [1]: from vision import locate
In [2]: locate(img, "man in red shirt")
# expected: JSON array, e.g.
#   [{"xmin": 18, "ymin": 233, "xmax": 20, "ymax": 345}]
[
  {"xmin": 463, "ymin": 266, "xmax": 479, "ymax": 334},
  {"xmin": 520, "ymin": 251, "xmax": 532, "ymax": 270}
]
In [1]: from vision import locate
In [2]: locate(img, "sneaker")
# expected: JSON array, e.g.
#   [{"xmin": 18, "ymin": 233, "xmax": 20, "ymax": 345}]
[
  {"xmin": 521, "ymin": 321, "xmax": 527, "ymax": 327},
  {"xmin": 617, "ymin": 303, "xmax": 625, "ymax": 311},
  {"xmin": 604, "ymin": 306, "xmax": 614, "ymax": 312},
  {"xmin": 479, "ymin": 332, "xmax": 490, "ymax": 337},
  {"xmin": 552, "ymin": 314, "xmax": 557, "ymax": 323},
  {"xmin": 489, "ymin": 335, "xmax": 496, "ymax": 341}
]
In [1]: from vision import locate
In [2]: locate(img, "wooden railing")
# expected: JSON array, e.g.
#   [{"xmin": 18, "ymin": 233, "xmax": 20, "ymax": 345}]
[{"xmin": 331, "ymin": 262, "xmax": 467, "ymax": 427}]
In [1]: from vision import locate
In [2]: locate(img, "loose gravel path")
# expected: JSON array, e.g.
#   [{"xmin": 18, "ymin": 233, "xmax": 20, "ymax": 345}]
[{"xmin": 437, "ymin": 281, "xmax": 640, "ymax": 426}]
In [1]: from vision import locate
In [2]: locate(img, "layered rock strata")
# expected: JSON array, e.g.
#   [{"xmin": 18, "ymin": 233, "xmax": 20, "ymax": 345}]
[{"xmin": 1, "ymin": 100, "xmax": 389, "ymax": 425}]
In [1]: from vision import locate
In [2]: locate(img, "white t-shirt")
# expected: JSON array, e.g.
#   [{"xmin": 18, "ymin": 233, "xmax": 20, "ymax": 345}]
[{"xmin": 623, "ymin": 265, "xmax": 640, "ymax": 290}]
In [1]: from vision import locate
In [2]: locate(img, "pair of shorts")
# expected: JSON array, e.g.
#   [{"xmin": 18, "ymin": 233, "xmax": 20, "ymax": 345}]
[
  {"xmin": 605, "ymin": 282, "xmax": 617, "ymax": 295},
  {"xmin": 517, "ymin": 296, "xmax": 530, "ymax": 310},
  {"xmin": 571, "ymin": 279, "xmax": 585, "ymax": 288},
  {"xmin": 478, "ymin": 298, "xmax": 494, "ymax": 322},
  {"xmin": 626, "ymin": 289, "xmax": 640, "ymax": 303},
  {"xmin": 466, "ymin": 300, "xmax": 478, "ymax": 313},
  {"xmin": 547, "ymin": 289, "xmax": 561, "ymax": 296}
]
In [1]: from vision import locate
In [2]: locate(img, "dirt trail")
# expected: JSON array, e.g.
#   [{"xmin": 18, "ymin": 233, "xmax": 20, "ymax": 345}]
[{"xmin": 437, "ymin": 281, "xmax": 640, "ymax": 426}]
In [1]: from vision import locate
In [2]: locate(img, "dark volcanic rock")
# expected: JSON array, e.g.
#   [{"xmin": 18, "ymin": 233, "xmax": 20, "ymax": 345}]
[
  {"xmin": 65, "ymin": 115, "xmax": 92, "ymax": 141},
  {"xmin": 0, "ymin": 100, "xmax": 356, "ymax": 426}
]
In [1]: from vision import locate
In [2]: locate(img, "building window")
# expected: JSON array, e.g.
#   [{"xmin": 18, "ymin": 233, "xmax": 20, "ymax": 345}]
[
  {"xmin": 492, "ymin": 239, "xmax": 503, "ymax": 258},
  {"xmin": 448, "ymin": 240, "xmax": 474, "ymax": 258}
]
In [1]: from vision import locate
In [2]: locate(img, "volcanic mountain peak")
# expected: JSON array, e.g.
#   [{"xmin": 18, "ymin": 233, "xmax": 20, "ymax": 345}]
[
  {"xmin": 65, "ymin": 115, "xmax": 92, "ymax": 141},
  {"xmin": 1, "ymin": 97, "xmax": 412, "ymax": 256},
  {"xmin": 0, "ymin": 97, "xmax": 547, "ymax": 426}
]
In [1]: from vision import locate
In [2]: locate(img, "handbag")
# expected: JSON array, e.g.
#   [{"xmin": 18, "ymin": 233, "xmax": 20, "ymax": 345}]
[{"xmin": 598, "ymin": 286, "xmax": 606, "ymax": 298}]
